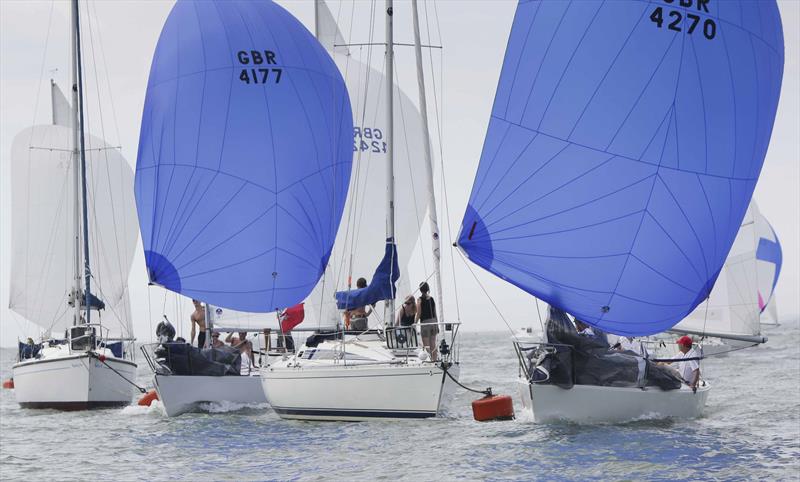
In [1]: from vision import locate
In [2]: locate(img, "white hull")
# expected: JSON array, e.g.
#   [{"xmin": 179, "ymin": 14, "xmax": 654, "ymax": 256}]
[
  {"xmin": 517, "ymin": 378, "xmax": 709, "ymax": 423},
  {"xmin": 154, "ymin": 373, "xmax": 267, "ymax": 417},
  {"xmin": 13, "ymin": 354, "xmax": 136, "ymax": 409},
  {"xmin": 262, "ymin": 363, "xmax": 459, "ymax": 421}
]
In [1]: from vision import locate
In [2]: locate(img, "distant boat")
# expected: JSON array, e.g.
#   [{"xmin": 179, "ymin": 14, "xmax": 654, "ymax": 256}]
[
  {"xmin": 457, "ymin": 0, "xmax": 784, "ymax": 423},
  {"xmin": 671, "ymin": 201, "xmax": 781, "ymax": 350},
  {"xmin": 134, "ymin": 0, "xmax": 352, "ymax": 417},
  {"xmin": 10, "ymin": 0, "xmax": 139, "ymax": 409}
]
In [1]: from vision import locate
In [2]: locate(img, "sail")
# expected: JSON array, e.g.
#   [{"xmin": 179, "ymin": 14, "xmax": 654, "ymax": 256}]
[
  {"xmin": 135, "ymin": 0, "xmax": 353, "ymax": 313},
  {"xmin": 458, "ymin": 0, "xmax": 784, "ymax": 336},
  {"xmin": 755, "ymin": 215, "xmax": 781, "ymax": 320},
  {"xmin": 51, "ymin": 79, "xmax": 72, "ymax": 128},
  {"xmin": 674, "ymin": 203, "xmax": 761, "ymax": 339},
  {"xmin": 303, "ymin": 1, "xmax": 432, "ymax": 328},
  {"xmin": 9, "ymin": 123, "xmax": 138, "ymax": 337}
]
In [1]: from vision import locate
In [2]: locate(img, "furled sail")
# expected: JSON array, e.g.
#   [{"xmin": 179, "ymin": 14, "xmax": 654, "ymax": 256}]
[
  {"xmin": 335, "ymin": 240, "xmax": 400, "ymax": 310},
  {"xmin": 303, "ymin": 0, "xmax": 431, "ymax": 328},
  {"xmin": 9, "ymin": 83, "xmax": 137, "ymax": 337},
  {"xmin": 135, "ymin": 0, "xmax": 353, "ymax": 312},
  {"xmin": 458, "ymin": 0, "xmax": 784, "ymax": 336}
]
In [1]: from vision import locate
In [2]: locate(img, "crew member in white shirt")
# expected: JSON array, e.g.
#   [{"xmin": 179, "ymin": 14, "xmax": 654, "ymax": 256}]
[
  {"xmin": 673, "ymin": 335, "xmax": 701, "ymax": 392},
  {"xmin": 617, "ymin": 336, "xmax": 648, "ymax": 357}
]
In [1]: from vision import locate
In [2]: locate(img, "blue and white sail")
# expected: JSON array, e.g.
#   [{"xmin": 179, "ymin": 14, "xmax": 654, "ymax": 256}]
[
  {"xmin": 458, "ymin": 0, "xmax": 784, "ymax": 336},
  {"xmin": 135, "ymin": 0, "xmax": 353, "ymax": 313},
  {"xmin": 756, "ymin": 215, "xmax": 781, "ymax": 323}
]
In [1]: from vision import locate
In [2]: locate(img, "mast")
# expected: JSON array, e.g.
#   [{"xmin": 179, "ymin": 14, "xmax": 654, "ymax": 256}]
[
  {"xmin": 314, "ymin": 0, "xmax": 320, "ymax": 38},
  {"xmin": 73, "ymin": 0, "xmax": 93, "ymax": 325},
  {"xmin": 411, "ymin": 0, "xmax": 443, "ymax": 323},
  {"xmin": 70, "ymin": 0, "xmax": 82, "ymax": 326},
  {"xmin": 384, "ymin": 0, "xmax": 396, "ymax": 323}
]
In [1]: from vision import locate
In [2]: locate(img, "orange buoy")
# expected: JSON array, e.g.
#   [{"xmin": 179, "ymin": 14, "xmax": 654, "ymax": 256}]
[
  {"xmin": 2, "ymin": 378, "xmax": 14, "ymax": 389},
  {"xmin": 472, "ymin": 394, "xmax": 514, "ymax": 422},
  {"xmin": 138, "ymin": 389, "xmax": 159, "ymax": 406}
]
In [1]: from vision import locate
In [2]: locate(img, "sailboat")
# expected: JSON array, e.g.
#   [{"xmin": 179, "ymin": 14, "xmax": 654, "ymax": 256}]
[
  {"xmin": 457, "ymin": 0, "xmax": 784, "ymax": 423},
  {"xmin": 670, "ymin": 201, "xmax": 782, "ymax": 353},
  {"xmin": 261, "ymin": 0, "xmax": 461, "ymax": 421},
  {"xmin": 10, "ymin": 0, "xmax": 139, "ymax": 409},
  {"xmin": 134, "ymin": 0, "xmax": 353, "ymax": 417}
]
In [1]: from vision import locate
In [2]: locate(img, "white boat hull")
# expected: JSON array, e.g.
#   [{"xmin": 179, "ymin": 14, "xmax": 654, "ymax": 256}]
[
  {"xmin": 13, "ymin": 354, "xmax": 136, "ymax": 409},
  {"xmin": 517, "ymin": 378, "xmax": 710, "ymax": 423},
  {"xmin": 262, "ymin": 363, "xmax": 458, "ymax": 421},
  {"xmin": 154, "ymin": 373, "xmax": 267, "ymax": 417}
]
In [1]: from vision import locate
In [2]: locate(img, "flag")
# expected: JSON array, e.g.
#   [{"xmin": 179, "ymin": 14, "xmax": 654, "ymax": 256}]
[{"xmin": 280, "ymin": 303, "xmax": 305, "ymax": 332}]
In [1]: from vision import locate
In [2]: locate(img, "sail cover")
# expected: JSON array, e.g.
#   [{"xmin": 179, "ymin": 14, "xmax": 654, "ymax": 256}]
[
  {"xmin": 458, "ymin": 0, "xmax": 784, "ymax": 336},
  {"xmin": 136, "ymin": 0, "xmax": 353, "ymax": 312},
  {"xmin": 9, "ymin": 121, "xmax": 138, "ymax": 337}
]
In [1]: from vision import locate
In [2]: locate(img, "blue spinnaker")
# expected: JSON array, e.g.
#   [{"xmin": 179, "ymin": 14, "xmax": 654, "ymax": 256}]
[
  {"xmin": 459, "ymin": 0, "xmax": 784, "ymax": 336},
  {"xmin": 135, "ymin": 0, "xmax": 353, "ymax": 312},
  {"xmin": 335, "ymin": 240, "xmax": 400, "ymax": 310}
]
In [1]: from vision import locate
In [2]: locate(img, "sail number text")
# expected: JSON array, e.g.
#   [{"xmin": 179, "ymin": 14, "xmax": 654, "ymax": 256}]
[
  {"xmin": 650, "ymin": 0, "xmax": 716, "ymax": 40},
  {"xmin": 237, "ymin": 50, "xmax": 282, "ymax": 85},
  {"xmin": 354, "ymin": 126, "xmax": 387, "ymax": 153}
]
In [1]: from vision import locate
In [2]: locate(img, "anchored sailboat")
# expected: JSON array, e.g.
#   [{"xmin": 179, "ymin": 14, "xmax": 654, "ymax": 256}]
[
  {"xmin": 457, "ymin": 0, "xmax": 784, "ymax": 423},
  {"xmin": 10, "ymin": 0, "xmax": 139, "ymax": 409},
  {"xmin": 134, "ymin": 0, "xmax": 353, "ymax": 417}
]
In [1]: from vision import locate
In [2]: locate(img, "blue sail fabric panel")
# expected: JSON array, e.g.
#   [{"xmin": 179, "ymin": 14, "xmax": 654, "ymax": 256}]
[
  {"xmin": 459, "ymin": 0, "xmax": 784, "ymax": 336},
  {"xmin": 335, "ymin": 241, "xmax": 400, "ymax": 310},
  {"xmin": 135, "ymin": 0, "xmax": 353, "ymax": 312},
  {"xmin": 756, "ymin": 222, "xmax": 782, "ymax": 301}
]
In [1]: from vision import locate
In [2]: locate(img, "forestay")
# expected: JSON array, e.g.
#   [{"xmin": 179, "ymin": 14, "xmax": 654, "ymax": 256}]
[
  {"xmin": 136, "ymin": 0, "xmax": 353, "ymax": 313},
  {"xmin": 10, "ymin": 83, "xmax": 137, "ymax": 337},
  {"xmin": 458, "ymin": 0, "xmax": 784, "ymax": 336},
  {"xmin": 303, "ymin": 1, "xmax": 431, "ymax": 328}
]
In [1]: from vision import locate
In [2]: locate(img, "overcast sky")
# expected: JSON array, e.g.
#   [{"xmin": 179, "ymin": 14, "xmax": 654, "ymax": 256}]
[{"xmin": 1, "ymin": 0, "xmax": 798, "ymax": 346}]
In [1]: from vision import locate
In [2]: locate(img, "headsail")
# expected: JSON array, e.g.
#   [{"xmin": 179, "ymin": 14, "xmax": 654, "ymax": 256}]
[
  {"xmin": 135, "ymin": 0, "xmax": 353, "ymax": 313},
  {"xmin": 303, "ymin": 0, "xmax": 432, "ymax": 327},
  {"xmin": 9, "ymin": 83, "xmax": 137, "ymax": 337},
  {"xmin": 458, "ymin": 0, "xmax": 784, "ymax": 336}
]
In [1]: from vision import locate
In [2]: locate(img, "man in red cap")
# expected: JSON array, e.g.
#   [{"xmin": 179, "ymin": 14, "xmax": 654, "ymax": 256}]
[{"xmin": 673, "ymin": 335, "xmax": 701, "ymax": 392}]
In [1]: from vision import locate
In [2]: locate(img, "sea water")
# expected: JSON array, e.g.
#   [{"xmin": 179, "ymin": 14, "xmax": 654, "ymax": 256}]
[{"xmin": 1, "ymin": 321, "xmax": 798, "ymax": 481}]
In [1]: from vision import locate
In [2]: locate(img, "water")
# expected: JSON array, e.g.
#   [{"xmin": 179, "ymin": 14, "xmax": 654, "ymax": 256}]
[{"xmin": 1, "ymin": 322, "xmax": 798, "ymax": 481}]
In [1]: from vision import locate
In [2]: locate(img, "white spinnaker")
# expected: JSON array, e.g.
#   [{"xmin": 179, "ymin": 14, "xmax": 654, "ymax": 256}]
[
  {"xmin": 299, "ymin": 2, "xmax": 431, "ymax": 329},
  {"xmin": 9, "ymin": 124, "xmax": 138, "ymax": 338},
  {"xmin": 674, "ymin": 204, "xmax": 761, "ymax": 338}
]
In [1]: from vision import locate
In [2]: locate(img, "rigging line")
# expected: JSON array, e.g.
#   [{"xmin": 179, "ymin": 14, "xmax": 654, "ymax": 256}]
[
  {"xmin": 456, "ymin": 249, "xmax": 515, "ymax": 336},
  {"xmin": 535, "ymin": 298, "xmax": 544, "ymax": 334},
  {"xmin": 147, "ymin": 286, "xmax": 153, "ymax": 343},
  {"xmin": 84, "ymin": 0, "xmax": 127, "ymax": 312},
  {"xmin": 88, "ymin": 0, "xmax": 122, "ymax": 147},
  {"xmin": 425, "ymin": 0, "xmax": 460, "ymax": 322},
  {"xmin": 393, "ymin": 60, "xmax": 429, "ymax": 275}
]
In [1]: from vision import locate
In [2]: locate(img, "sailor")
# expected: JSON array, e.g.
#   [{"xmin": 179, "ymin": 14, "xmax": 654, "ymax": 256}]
[
  {"xmin": 615, "ymin": 336, "xmax": 648, "ymax": 357},
  {"xmin": 396, "ymin": 295, "xmax": 417, "ymax": 327},
  {"xmin": 573, "ymin": 319, "xmax": 595, "ymax": 337},
  {"xmin": 345, "ymin": 277, "xmax": 372, "ymax": 331},
  {"xmin": 673, "ymin": 335, "xmax": 701, "ymax": 392},
  {"xmin": 190, "ymin": 299, "xmax": 207, "ymax": 348},
  {"xmin": 226, "ymin": 332, "xmax": 256, "ymax": 374},
  {"xmin": 416, "ymin": 282, "xmax": 439, "ymax": 361},
  {"xmin": 210, "ymin": 331, "xmax": 225, "ymax": 348},
  {"xmin": 155, "ymin": 317, "xmax": 176, "ymax": 343}
]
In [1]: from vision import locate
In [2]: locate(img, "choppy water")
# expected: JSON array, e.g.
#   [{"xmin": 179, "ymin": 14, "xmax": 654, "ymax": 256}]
[{"xmin": 1, "ymin": 321, "xmax": 798, "ymax": 481}]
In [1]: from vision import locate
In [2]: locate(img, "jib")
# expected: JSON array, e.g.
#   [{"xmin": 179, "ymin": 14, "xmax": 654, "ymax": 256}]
[
  {"xmin": 662, "ymin": 0, "xmax": 710, "ymax": 12},
  {"xmin": 237, "ymin": 50, "xmax": 277, "ymax": 65}
]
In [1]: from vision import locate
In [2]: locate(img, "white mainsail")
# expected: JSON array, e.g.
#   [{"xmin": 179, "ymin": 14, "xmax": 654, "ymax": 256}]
[
  {"xmin": 9, "ymin": 82, "xmax": 138, "ymax": 338},
  {"xmin": 302, "ymin": 1, "xmax": 431, "ymax": 329},
  {"xmin": 672, "ymin": 203, "xmax": 767, "ymax": 343}
]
